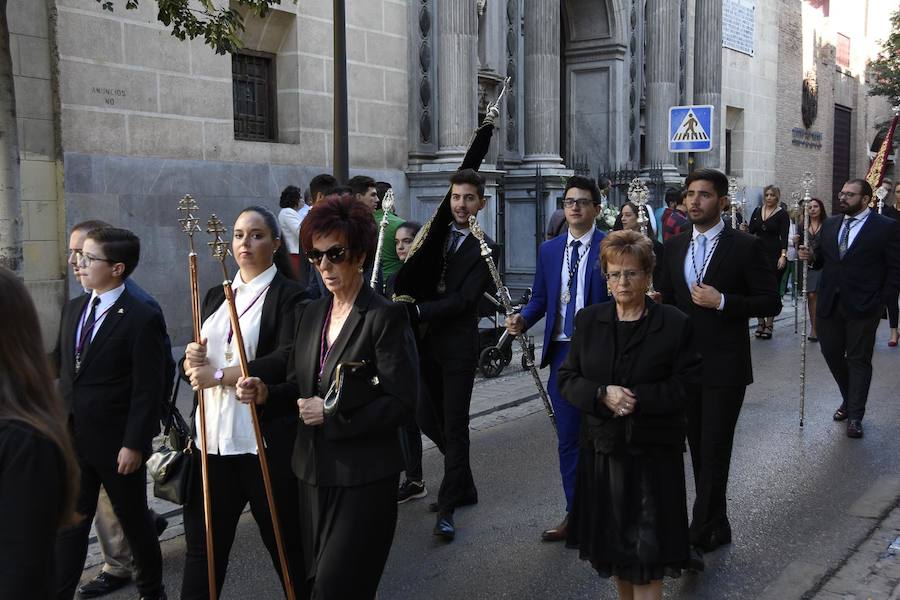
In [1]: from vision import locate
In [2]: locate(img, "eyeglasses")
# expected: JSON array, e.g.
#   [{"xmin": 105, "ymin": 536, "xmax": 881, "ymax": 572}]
[
  {"xmin": 307, "ymin": 245, "xmax": 347, "ymax": 266},
  {"xmin": 606, "ymin": 269, "xmax": 645, "ymax": 283},
  {"xmin": 77, "ymin": 253, "xmax": 116, "ymax": 267},
  {"xmin": 838, "ymin": 191, "xmax": 860, "ymax": 199},
  {"xmin": 562, "ymin": 198, "xmax": 596, "ymax": 208}
]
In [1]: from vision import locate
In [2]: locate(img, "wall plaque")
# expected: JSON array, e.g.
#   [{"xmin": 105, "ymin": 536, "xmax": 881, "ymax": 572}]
[{"xmin": 723, "ymin": 0, "xmax": 755, "ymax": 57}]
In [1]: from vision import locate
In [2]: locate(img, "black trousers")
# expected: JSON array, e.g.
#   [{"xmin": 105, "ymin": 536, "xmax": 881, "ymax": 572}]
[
  {"xmin": 886, "ymin": 291, "xmax": 899, "ymax": 328},
  {"xmin": 56, "ymin": 454, "xmax": 163, "ymax": 599},
  {"xmin": 181, "ymin": 451, "xmax": 305, "ymax": 599},
  {"xmin": 299, "ymin": 476, "xmax": 398, "ymax": 600},
  {"xmin": 417, "ymin": 352, "xmax": 478, "ymax": 512},
  {"xmin": 398, "ymin": 420, "xmax": 423, "ymax": 482},
  {"xmin": 817, "ymin": 304, "xmax": 881, "ymax": 421},
  {"xmin": 685, "ymin": 384, "xmax": 746, "ymax": 545}
]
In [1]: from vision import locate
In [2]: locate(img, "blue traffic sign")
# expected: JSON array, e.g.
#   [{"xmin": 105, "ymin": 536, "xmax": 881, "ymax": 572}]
[{"xmin": 669, "ymin": 105, "xmax": 714, "ymax": 152}]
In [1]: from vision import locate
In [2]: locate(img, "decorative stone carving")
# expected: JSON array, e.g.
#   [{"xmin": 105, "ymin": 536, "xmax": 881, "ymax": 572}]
[
  {"xmin": 505, "ymin": 0, "xmax": 518, "ymax": 152},
  {"xmin": 802, "ymin": 72, "xmax": 818, "ymax": 130},
  {"xmin": 417, "ymin": 1, "xmax": 434, "ymax": 145}
]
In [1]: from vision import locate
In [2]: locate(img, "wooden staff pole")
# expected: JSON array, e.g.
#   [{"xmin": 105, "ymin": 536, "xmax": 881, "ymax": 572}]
[
  {"xmin": 178, "ymin": 195, "xmax": 217, "ymax": 598},
  {"xmin": 208, "ymin": 216, "xmax": 295, "ymax": 600}
]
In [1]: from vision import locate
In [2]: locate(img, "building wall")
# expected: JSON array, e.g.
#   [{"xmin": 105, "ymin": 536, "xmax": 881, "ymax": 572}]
[
  {"xmin": 9, "ymin": 0, "xmax": 65, "ymax": 348},
  {"xmin": 774, "ymin": 0, "xmax": 896, "ymax": 208},
  {"xmin": 44, "ymin": 0, "xmax": 409, "ymax": 344},
  {"xmin": 721, "ymin": 0, "xmax": 780, "ymax": 202}
]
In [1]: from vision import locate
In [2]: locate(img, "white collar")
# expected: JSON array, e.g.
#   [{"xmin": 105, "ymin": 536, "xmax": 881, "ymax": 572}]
[
  {"xmin": 844, "ymin": 208, "xmax": 870, "ymax": 223},
  {"xmin": 88, "ymin": 282, "xmax": 126, "ymax": 309},
  {"xmin": 566, "ymin": 225, "xmax": 596, "ymax": 246},
  {"xmin": 693, "ymin": 219, "xmax": 725, "ymax": 240},
  {"xmin": 450, "ymin": 224, "xmax": 471, "ymax": 236},
  {"xmin": 234, "ymin": 263, "xmax": 277, "ymax": 294}
]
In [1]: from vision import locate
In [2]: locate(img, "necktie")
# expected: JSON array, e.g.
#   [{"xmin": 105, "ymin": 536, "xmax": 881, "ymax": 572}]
[
  {"xmin": 693, "ymin": 234, "xmax": 707, "ymax": 283},
  {"xmin": 563, "ymin": 240, "xmax": 582, "ymax": 337},
  {"xmin": 838, "ymin": 217, "xmax": 856, "ymax": 259},
  {"xmin": 447, "ymin": 230, "xmax": 464, "ymax": 255},
  {"xmin": 78, "ymin": 297, "xmax": 101, "ymax": 365}
]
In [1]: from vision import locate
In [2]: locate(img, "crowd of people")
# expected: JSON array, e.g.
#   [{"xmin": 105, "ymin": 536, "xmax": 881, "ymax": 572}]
[{"xmin": 1, "ymin": 165, "xmax": 899, "ymax": 600}]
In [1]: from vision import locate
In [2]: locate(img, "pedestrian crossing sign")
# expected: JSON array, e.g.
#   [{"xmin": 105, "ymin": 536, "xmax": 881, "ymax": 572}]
[{"xmin": 669, "ymin": 105, "xmax": 714, "ymax": 152}]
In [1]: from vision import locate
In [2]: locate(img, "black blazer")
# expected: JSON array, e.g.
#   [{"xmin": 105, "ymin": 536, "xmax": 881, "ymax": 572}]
[
  {"xmin": 558, "ymin": 299, "xmax": 701, "ymax": 450},
  {"xmin": 269, "ymin": 285, "xmax": 418, "ymax": 487},
  {"xmin": 58, "ymin": 288, "xmax": 167, "ymax": 460},
  {"xmin": 657, "ymin": 226, "xmax": 782, "ymax": 386},
  {"xmin": 812, "ymin": 213, "xmax": 900, "ymax": 318},
  {"xmin": 416, "ymin": 233, "xmax": 493, "ymax": 360}
]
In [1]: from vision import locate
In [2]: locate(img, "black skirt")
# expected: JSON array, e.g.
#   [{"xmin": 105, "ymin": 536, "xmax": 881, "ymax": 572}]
[{"xmin": 566, "ymin": 445, "xmax": 691, "ymax": 585}]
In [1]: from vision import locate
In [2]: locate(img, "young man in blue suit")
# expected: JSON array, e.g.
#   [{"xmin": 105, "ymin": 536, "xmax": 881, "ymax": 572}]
[{"xmin": 506, "ymin": 175, "xmax": 610, "ymax": 542}]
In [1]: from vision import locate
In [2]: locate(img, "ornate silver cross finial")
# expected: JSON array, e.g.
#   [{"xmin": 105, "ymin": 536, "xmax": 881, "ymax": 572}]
[
  {"xmin": 206, "ymin": 214, "xmax": 230, "ymax": 261},
  {"xmin": 382, "ymin": 189, "xmax": 395, "ymax": 215},
  {"xmin": 801, "ymin": 172, "xmax": 814, "ymax": 199}
]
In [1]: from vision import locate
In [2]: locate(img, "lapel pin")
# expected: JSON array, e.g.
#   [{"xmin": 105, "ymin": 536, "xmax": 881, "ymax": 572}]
[{"xmin": 117, "ymin": 308, "xmax": 125, "ymax": 314}]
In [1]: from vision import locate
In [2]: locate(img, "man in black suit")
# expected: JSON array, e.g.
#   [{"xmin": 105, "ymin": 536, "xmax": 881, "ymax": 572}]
[
  {"xmin": 413, "ymin": 168, "xmax": 493, "ymax": 541},
  {"xmin": 658, "ymin": 168, "xmax": 781, "ymax": 556},
  {"xmin": 799, "ymin": 178, "xmax": 900, "ymax": 438},
  {"xmin": 55, "ymin": 228, "xmax": 168, "ymax": 600}
]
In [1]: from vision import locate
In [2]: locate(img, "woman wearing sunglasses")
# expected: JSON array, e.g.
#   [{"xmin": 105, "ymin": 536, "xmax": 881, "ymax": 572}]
[
  {"xmin": 180, "ymin": 206, "xmax": 307, "ymax": 599},
  {"xmin": 237, "ymin": 195, "xmax": 418, "ymax": 599}
]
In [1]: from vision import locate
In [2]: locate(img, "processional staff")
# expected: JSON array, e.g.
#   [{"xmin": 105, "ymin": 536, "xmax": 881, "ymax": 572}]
[
  {"xmin": 728, "ymin": 177, "xmax": 739, "ymax": 228},
  {"xmin": 628, "ymin": 177, "xmax": 656, "ymax": 296},
  {"xmin": 370, "ymin": 189, "xmax": 396, "ymax": 290},
  {"xmin": 469, "ymin": 216, "xmax": 556, "ymax": 430},
  {"xmin": 206, "ymin": 215, "xmax": 296, "ymax": 600},
  {"xmin": 791, "ymin": 191, "xmax": 802, "ymax": 335},
  {"xmin": 798, "ymin": 172, "xmax": 814, "ymax": 427},
  {"xmin": 176, "ymin": 194, "xmax": 217, "ymax": 598}
]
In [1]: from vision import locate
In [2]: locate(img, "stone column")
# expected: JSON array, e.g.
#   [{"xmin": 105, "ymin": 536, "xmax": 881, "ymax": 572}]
[
  {"xmin": 523, "ymin": 0, "xmax": 562, "ymax": 165},
  {"xmin": 437, "ymin": 1, "xmax": 478, "ymax": 159},
  {"xmin": 693, "ymin": 0, "xmax": 722, "ymax": 169},
  {"xmin": 644, "ymin": 0, "xmax": 680, "ymax": 173}
]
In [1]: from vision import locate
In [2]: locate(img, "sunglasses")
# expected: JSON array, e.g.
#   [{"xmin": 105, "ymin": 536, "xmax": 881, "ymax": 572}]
[{"xmin": 307, "ymin": 245, "xmax": 347, "ymax": 265}]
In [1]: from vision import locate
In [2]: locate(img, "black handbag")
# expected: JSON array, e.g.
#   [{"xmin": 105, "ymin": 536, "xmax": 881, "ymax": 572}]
[
  {"xmin": 147, "ymin": 375, "xmax": 194, "ymax": 505},
  {"xmin": 322, "ymin": 361, "xmax": 380, "ymax": 416}
]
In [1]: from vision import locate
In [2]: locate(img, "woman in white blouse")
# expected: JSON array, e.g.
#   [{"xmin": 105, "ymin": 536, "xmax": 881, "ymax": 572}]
[
  {"xmin": 181, "ymin": 206, "xmax": 307, "ymax": 599},
  {"xmin": 278, "ymin": 185, "xmax": 309, "ymax": 282}
]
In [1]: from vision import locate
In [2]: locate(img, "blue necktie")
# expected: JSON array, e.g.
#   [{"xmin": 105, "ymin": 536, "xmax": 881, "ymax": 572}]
[
  {"xmin": 563, "ymin": 240, "xmax": 582, "ymax": 337},
  {"xmin": 693, "ymin": 234, "xmax": 707, "ymax": 283},
  {"xmin": 838, "ymin": 217, "xmax": 856, "ymax": 259}
]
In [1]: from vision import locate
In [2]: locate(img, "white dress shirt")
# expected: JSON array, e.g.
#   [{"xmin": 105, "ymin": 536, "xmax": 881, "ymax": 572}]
[
  {"xmin": 278, "ymin": 207, "xmax": 303, "ymax": 255},
  {"xmin": 197, "ymin": 264, "xmax": 276, "ymax": 455},
  {"xmin": 75, "ymin": 283, "xmax": 125, "ymax": 347},
  {"xmin": 683, "ymin": 219, "xmax": 727, "ymax": 311},
  {"xmin": 554, "ymin": 226, "xmax": 595, "ymax": 342},
  {"xmin": 840, "ymin": 208, "xmax": 871, "ymax": 250}
]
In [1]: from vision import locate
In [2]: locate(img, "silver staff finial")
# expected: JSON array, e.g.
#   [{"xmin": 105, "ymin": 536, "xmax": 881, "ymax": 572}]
[{"xmin": 206, "ymin": 214, "xmax": 230, "ymax": 261}]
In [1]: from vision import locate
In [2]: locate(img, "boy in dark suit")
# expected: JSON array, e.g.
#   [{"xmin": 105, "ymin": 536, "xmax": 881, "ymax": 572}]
[
  {"xmin": 657, "ymin": 168, "xmax": 781, "ymax": 557},
  {"xmin": 55, "ymin": 228, "xmax": 168, "ymax": 600},
  {"xmin": 414, "ymin": 169, "xmax": 493, "ymax": 542},
  {"xmin": 799, "ymin": 178, "xmax": 900, "ymax": 438},
  {"xmin": 506, "ymin": 175, "xmax": 610, "ymax": 542}
]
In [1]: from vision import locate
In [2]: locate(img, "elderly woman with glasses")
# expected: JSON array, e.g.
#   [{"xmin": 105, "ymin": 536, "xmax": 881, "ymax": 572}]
[
  {"xmin": 237, "ymin": 195, "xmax": 418, "ymax": 599},
  {"xmin": 559, "ymin": 230, "xmax": 701, "ymax": 600}
]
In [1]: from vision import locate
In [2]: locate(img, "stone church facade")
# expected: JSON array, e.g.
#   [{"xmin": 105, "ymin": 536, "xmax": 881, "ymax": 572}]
[{"xmin": 7, "ymin": 0, "xmax": 895, "ymax": 344}]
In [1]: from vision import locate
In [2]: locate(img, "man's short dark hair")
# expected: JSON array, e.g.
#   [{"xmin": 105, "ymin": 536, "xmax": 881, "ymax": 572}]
[
  {"xmin": 72, "ymin": 219, "xmax": 113, "ymax": 234},
  {"xmin": 564, "ymin": 175, "xmax": 601, "ymax": 204},
  {"xmin": 450, "ymin": 168, "xmax": 485, "ymax": 198},
  {"xmin": 309, "ymin": 173, "xmax": 338, "ymax": 199},
  {"xmin": 348, "ymin": 175, "xmax": 377, "ymax": 197},
  {"xmin": 846, "ymin": 178, "xmax": 873, "ymax": 200},
  {"xmin": 85, "ymin": 227, "xmax": 140, "ymax": 279},
  {"xmin": 684, "ymin": 168, "xmax": 729, "ymax": 198},
  {"xmin": 328, "ymin": 185, "xmax": 354, "ymax": 198},
  {"xmin": 279, "ymin": 185, "xmax": 302, "ymax": 209},
  {"xmin": 665, "ymin": 187, "xmax": 683, "ymax": 208}
]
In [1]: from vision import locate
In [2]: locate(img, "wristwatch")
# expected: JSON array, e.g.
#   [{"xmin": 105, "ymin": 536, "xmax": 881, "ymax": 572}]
[{"xmin": 213, "ymin": 369, "xmax": 225, "ymax": 385}]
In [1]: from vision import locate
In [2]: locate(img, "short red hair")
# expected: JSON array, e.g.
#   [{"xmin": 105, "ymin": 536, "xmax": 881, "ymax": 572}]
[{"xmin": 299, "ymin": 195, "xmax": 376, "ymax": 267}]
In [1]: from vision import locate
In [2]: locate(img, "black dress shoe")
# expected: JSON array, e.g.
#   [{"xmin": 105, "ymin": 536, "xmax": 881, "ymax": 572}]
[
  {"xmin": 77, "ymin": 572, "xmax": 131, "ymax": 598},
  {"xmin": 833, "ymin": 407, "xmax": 849, "ymax": 421},
  {"xmin": 433, "ymin": 512, "xmax": 455, "ymax": 541},
  {"xmin": 686, "ymin": 546, "xmax": 705, "ymax": 572},
  {"xmin": 695, "ymin": 525, "xmax": 732, "ymax": 553},
  {"xmin": 847, "ymin": 419, "xmax": 864, "ymax": 438}
]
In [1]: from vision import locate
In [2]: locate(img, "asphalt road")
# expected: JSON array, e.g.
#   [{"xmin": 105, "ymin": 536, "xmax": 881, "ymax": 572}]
[{"xmin": 93, "ymin": 313, "xmax": 900, "ymax": 599}]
